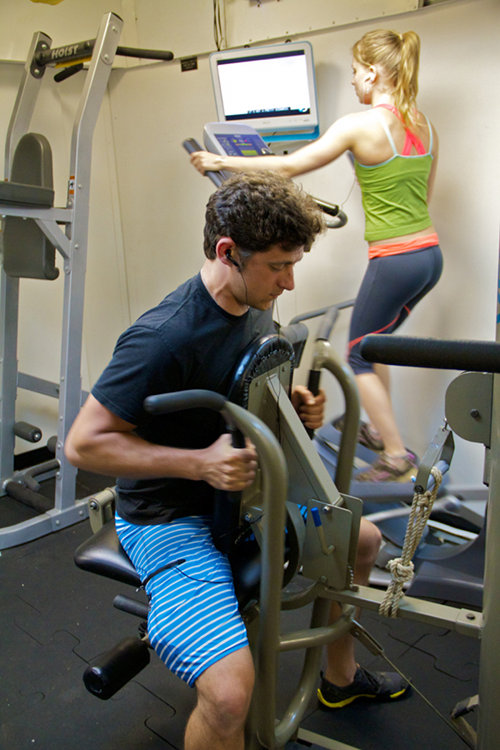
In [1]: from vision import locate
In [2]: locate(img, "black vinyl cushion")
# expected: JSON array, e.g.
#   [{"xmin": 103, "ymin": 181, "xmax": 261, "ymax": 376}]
[{"xmin": 74, "ymin": 521, "xmax": 140, "ymax": 587}]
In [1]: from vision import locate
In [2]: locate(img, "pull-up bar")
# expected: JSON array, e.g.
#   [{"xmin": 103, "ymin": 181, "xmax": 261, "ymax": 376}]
[
  {"xmin": 33, "ymin": 40, "xmax": 174, "ymax": 72},
  {"xmin": 29, "ymin": 30, "xmax": 174, "ymax": 82}
]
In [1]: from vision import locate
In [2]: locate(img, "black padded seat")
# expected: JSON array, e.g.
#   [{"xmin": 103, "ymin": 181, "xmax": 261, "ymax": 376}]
[
  {"xmin": 74, "ymin": 520, "xmax": 141, "ymax": 587},
  {"xmin": 75, "ymin": 518, "xmax": 262, "ymax": 608}
]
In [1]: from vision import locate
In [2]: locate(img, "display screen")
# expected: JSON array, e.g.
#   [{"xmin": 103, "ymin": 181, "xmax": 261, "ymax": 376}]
[
  {"xmin": 209, "ymin": 42, "xmax": 319, "ymax": 137},
  {"xmin": 216, "ymin": 50, "xmax": 311, "ymax": 121}
]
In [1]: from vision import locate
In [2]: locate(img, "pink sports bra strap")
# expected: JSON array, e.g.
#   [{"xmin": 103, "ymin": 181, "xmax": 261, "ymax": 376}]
[{"xmin": 374, "ymin": 103, "xmax": 427, "ymax": 156}]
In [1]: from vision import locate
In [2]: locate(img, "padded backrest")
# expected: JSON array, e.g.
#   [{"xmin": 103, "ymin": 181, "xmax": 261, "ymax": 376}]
[
  {"xmin": 227, "ymin": 333, "xmax": 295, "ymax": 407},
  {"xmin": 214, "ymin": 333, "xmax": 295, "ymax": 552},
  {"xmin": 2, "ymin": 133, "xmax": 59, "ymax": 280},
  {"xmin": 212, "ymin": 333, "xmax": 297, "ymax": 601}
]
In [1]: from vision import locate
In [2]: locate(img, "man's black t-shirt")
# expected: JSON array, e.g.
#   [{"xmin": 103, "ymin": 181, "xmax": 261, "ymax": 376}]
[{"xmin": 92, "ymin": 273, "xmax": 274, "ymax": 524}]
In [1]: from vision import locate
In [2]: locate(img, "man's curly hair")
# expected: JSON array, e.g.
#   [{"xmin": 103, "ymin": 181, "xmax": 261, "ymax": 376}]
[{"xmin": 203, "ymin": 171, "xmax": 325, "ymax": 262}]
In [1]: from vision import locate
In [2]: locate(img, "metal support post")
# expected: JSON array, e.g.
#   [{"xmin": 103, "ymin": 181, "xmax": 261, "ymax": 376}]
[
  {"xmin": 477, "ymin": 244, "xmax": 500, "ymax": 749},
  {"xmin": 54, "ymin": 12, "xmax": 122, "ymax": 520}
]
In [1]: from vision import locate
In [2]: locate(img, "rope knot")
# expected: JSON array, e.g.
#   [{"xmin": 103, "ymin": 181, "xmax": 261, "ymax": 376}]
[
  {"xmin": 387, "ymin": 557, "xmax": 414, "ymax": 584},
  {"xmin": 379, "ymin": 463, "xmax": 443, "ymax": 618},
  {"xmin": 415, "ymin": 492, "xmax": 432, "ymax": 512}
]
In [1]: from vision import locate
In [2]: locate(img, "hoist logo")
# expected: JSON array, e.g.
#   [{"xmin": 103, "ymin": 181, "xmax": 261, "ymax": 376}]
[{"xmin": 49, "ymin": 45, "xmax": 81, "ymax": 61}]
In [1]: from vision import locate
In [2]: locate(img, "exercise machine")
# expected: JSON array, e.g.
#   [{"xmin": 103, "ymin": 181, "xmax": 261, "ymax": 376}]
[
  {"xmin": 73, "ymin": 320, "xmax": 500, "ymax": 749},
  {"xmin": 72, "ymin": 120, "xmax": 498, "ymax": 746},
  {"xmin": 358, "ymin": 331, "xmax": 500, "ymax": 750},
  {"xmin": 0, "ymin": 12, "xmax": 173, "ymax": 550},
  {"xmin": 291, "ymin": 301, "xmax": 485, "ymax": 607},
  {"xmin": 360, "ymin": 335, "xmax": 499, "ymax": 609},
  {"xmin": 186, "ymin": 122, "xmax": 442, "ymax": 570},
  {"xmin": 74, "ymin": 328, "xmax": 363, "ymax": 747},
  {"xmin": 183, "ymin": 121, "xmax": 348, "ymax": 230},
  {"xmin": 183, "ymin": 124, "xmax": 486, "ymax": 610},
  {"xmin": 185, "ymin": 129, "xmax": 484, "ymax": 604}
]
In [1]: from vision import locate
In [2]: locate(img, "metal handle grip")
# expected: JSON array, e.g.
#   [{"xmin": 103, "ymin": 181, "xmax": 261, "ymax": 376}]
[{"xmin": 182, "ymin": 138, "xmax": 224, "ymax": 187}]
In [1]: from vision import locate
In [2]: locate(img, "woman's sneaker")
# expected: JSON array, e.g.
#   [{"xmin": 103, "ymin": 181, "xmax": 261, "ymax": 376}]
[
  {"xmin": 317, "ymin": 667, "xmax": 409, "ymax": 709},
  {"xmin": 332, "ymin": 415, "xmax": 384, "ymax": 452},
  {"xmin": 355, "ymin": 451, "xmax": 417, "ymax": 483}
]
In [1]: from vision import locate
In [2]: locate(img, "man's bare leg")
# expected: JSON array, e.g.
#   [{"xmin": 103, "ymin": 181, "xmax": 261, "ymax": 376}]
[
  {"xmin": 324, "ymin": 518, "xmax": 382, "ymax": 685},
  {"xmin": 185, "ymin": 646, "xmax": 254, "ymax": 750}
]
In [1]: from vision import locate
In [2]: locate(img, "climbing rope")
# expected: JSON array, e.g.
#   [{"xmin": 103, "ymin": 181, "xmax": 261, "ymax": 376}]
[{"xmin": 379, "ymin": 465, "xmax": 443, "ymax": 618}]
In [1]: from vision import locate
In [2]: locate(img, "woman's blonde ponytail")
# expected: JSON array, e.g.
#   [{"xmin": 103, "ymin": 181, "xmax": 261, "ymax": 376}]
[{"xmin": 352, "ymin": 29, "xmax": 421, "ymax": 127}]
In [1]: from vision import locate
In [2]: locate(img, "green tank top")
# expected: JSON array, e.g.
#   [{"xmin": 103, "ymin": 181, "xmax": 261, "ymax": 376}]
[{"xmin": 354, "ymin": 112, "xmax": 433, "ymax": 242}]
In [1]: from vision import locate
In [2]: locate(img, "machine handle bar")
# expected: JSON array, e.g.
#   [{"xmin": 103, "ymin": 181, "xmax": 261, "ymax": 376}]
[
  {"xmin": 144, "ymin": 389, "xmax": 226, "ymax": 415},
  {"xmin": 182, "ymin": 138, "xmax": 225, "ymax": 187},
  {"xmin": 145, "ymin": 388, "xmax": 245, "ymax": 448},
  {"xmin": 360, "ymin": 334, "xmax": 500, "ymax": 373},
  {"xmin": 288, "ymin": 299, "xmax": 355, "ymax": 336},
  {"xmin": 310, "ymin": 196, "xmax": 348, "ymax": 228},
  {"xmin": 305, "ymin": 370, "xmax": 321, "ymax": 439}
]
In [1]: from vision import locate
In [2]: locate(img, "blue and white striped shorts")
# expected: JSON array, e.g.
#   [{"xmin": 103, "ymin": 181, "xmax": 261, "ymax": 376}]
[{"xmin": 115, "ymin": 513, "xmax": 249, "ymax": 687}]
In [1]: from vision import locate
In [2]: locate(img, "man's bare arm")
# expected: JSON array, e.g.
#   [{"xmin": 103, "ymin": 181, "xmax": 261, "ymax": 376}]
[{"xmin": 64, "ymin": 394, "xmax": 257, "ymax": 491}]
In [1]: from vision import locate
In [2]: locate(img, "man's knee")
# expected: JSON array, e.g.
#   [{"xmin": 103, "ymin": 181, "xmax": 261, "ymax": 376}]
[
  {"xmin": 356, "ymin": 518, "xmax": 382, "ymax": 570},
  {"xmin": 195, "ymin": 648, "xmax": 255, "ymax": 737}
]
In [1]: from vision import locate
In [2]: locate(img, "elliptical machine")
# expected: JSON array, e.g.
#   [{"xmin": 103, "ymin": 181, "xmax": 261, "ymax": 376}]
[{"xmin": 184, "ymin": 122, "xmax": 485, "ymax": 607}]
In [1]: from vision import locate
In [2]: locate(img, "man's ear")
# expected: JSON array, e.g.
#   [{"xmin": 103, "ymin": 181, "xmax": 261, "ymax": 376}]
[{"xmin": 216, "ymin": 237, "xmax": 239, "ymax": 268}]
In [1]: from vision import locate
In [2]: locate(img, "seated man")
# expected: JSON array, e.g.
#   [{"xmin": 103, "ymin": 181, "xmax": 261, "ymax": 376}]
[{"xmin": 65, "ymin": 172, "xmax": 406, "ymax": 750}]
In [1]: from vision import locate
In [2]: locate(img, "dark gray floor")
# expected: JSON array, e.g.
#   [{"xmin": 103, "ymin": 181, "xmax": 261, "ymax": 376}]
[{"xmin": 1, "ymin": 478, "xmax": 479, "ymax": 750}]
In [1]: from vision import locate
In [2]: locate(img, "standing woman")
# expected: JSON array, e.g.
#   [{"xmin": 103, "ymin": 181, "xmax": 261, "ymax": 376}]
[{"xmin": 191, "ymin": 29, "xmax": 442, "ymax": 482}]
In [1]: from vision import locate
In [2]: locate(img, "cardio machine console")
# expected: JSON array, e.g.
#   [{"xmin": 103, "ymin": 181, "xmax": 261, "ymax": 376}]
[
  {"xmin": 201, "ymin": 122, "xmax": 347, "ymax": 228},
  {"xmin": 203, "ymin": 122, "xmax": 273, "ymax": 170}
]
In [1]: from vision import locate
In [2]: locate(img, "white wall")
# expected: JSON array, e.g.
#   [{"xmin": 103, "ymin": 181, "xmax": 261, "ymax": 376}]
[
  {"xmin": 1, "ymin": 0, "xmax": 499, "ymax": 488},
  {"xmin": 0, "ymin": 0, "xmax": 419, "ymax": 62},
  {"xmin": 0, "ymin": 0, "xmax": 140, "ymax": 62}
]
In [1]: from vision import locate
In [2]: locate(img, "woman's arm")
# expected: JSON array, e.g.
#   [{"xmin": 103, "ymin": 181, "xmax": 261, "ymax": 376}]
[{"xmin": 190, "ymin": 113, "xmax": 360, "ymax": 179}]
